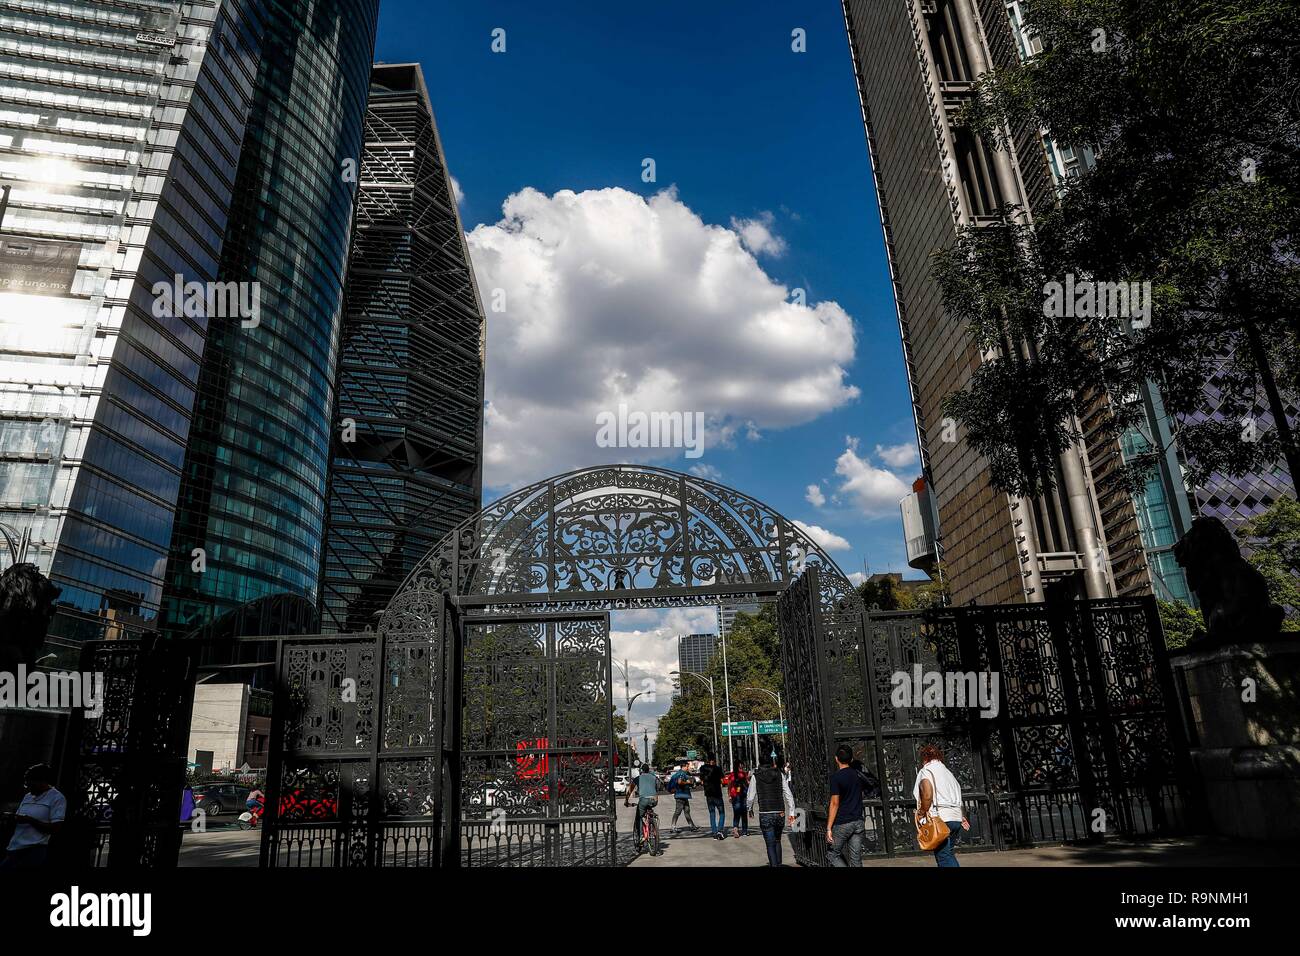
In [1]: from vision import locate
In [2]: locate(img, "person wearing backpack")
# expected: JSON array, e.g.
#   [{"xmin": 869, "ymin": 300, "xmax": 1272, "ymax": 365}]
[
  {"xmin": 722, "ymin": 761, "xmax": 749, "ymax": 837},
  {"xmin": 826, "ymin": 744, "xmax": 865, "ymax": 866},
  {"xmin": 667, "ymin": 762, "xmax": 698, "ymax": 834}
]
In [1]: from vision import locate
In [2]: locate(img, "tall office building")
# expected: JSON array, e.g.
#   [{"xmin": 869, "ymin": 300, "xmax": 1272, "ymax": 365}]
[
  {"xmin": 319, "ymin": 63, "xmax": 485, "ymax": 633},
  {"xmin": 716, "ymin": 602, "xmax": 759, "ymax": 641},
  {"xmin": 0, "ymin": 0, "xmax": 276, "ymax": 651},
  {"xmin": 677, "ymin": 632, "xmax": 717, "ymax": 677},
  {"xmin": 0, "ymin": 0, "xmax": 380, "ymax": 654},
  {"xmin": 844, "ymin": 0, "xmax": 1178, "ymax": 605},
  {"xmin": 160, "ymin": 0, "xmax": 380, "ymax": 637}
]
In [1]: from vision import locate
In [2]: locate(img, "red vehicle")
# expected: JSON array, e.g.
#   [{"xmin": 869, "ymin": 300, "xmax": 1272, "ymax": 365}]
[{"xmin": 514, "ymin": 738, "xmax": 610, "ymax": 801}]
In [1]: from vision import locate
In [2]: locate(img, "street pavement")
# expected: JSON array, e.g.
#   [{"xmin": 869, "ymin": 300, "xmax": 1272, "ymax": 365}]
[
  {"xmin": 619, "ymin": 795, "xmax": 787, "ymax": 867},
  {"xmin": 174, "ymin": 800, "xmax": 1293, "ymax": 868}
]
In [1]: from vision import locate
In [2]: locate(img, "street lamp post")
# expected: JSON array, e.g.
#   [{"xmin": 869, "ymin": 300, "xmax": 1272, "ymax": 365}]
[
  {"xmin": 671, "ymin": 669, "xmax": 718, "ymax": 760},
  {"xmin": 612, "ymin": 659, "xmax": 643, "ymax": 769}
]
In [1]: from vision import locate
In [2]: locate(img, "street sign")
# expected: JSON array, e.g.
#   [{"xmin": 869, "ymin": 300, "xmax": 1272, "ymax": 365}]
[
  {"xmin": 756, "ymin": 720, "xmax": 787, "ymax": 734},
  {"xmin": 721, "ymin": 721, "xmax": 754, "ymax": 737},
  {"xmin": 686, "ymin": 749, "xmax": 698, "ymax": 760}
]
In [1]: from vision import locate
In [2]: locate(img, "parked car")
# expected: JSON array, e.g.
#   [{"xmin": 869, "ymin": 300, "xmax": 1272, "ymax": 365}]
[
  {"xmin": 191, "ymin": 783, "xmax": 251, "ymax": 816},
  {"xmin": 613, "ymin": 772, "xmax": 631, "ymax": 795}
]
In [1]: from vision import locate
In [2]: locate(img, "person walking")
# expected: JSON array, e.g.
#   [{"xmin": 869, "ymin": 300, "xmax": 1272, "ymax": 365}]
[
  {"xmin": 699, "ymin": 753, "xmax": 726, "ymax": 840},
  {"xmin": 826, "ymin": 744, "xmax": 865, "ymax": 867},
  {"xmin": 913, "ymin": 743, "xmax": 970, "ymax": 867},
  {"xmin": 723, "ymin": 761, "xmax": 749, "ymax": 838},
  {"xmin": 624, "ymin": 764, "xmax": 661, "ymax": 851},
  {"xmin": 746, "ymin": 752, "xmax": 796, "ymax": 866},
  {"xmin": 0, "ymin": 764, "xmax": 65, "ymax": 869},
  {"xmin": 667, "ymin": 762, "xmax": 698, "ymax": 834}
]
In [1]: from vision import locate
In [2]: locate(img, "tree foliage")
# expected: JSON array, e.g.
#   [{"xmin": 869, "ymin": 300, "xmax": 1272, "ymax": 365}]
[
  {"xmin": 1237, "ymin": 495, "xmax": 1300, "ymax": 627},
  {"xmin": 651, "ymin": 606, "xmax": 784, "ymax": 768},
  {"xmin": 932, "ymin": 0, "xmax": 1300, "ymax": 498}
]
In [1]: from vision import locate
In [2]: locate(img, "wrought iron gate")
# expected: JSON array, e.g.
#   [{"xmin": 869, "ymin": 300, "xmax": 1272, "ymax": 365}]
[
  {"xmin": 63, "ymin": 637, "xmax": 199, "ymax": 868},
  {"xmin": 779, "ymin": 569, "xmax": 1195, "ymax": 866},
  {"xmin": 458, "ymin": 610, "xmax": 617, "ymax": 866},
  {"xmin": 261, "ymin": 593, "xmax": 449, "ymax": 866}
]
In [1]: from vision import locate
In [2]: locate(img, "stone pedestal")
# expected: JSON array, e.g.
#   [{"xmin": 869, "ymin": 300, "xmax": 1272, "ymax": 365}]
[{"xmin": 1170, "ymin": 641, "xmax": 1300, "ymax": 841}]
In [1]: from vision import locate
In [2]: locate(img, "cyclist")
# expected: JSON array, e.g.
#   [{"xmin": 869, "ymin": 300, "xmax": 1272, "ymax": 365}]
[{"xmin": 625, "ymin": 763, "xmax": 661, "ymax": 851}]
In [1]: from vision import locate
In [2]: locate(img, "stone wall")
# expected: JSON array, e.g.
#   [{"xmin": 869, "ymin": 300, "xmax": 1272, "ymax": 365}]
[{"xmin": 1171, "ymin": 641, "xmax": 1300, "ymax": 841}]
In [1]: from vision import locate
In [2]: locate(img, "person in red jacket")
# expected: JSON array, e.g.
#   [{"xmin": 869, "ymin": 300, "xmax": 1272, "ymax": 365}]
[{"xmin": 722, "ymin": 762, "xmax": 749, "ymax": 837}]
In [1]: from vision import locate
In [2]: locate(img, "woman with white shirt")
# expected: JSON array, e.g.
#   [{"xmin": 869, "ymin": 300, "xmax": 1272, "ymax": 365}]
[{"xmin": 912, "ymin": 743, "xmax": 969, "ymax": 867}]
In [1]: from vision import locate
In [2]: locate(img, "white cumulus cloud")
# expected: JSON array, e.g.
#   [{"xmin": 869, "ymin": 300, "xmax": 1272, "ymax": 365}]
[
  {"xmin": 834, "ymin": 437, "xmax": 911, "ymax": 516},
  {"xmin": 805, "ymin": 483, "xmax": 826, "ymax": 507},
  {"xmin": 875, "ymin": 442, "xmax": 918, "ymax": 469},
  {"xmin": 794, "ymin": 520, "xmax": 851, "ymax": 552},
  {"xmin": 729, "ymin": 211, "xmax": 787, "ymax": 257},
  {"xmin": 466, "ymin": 187, "xmax": 858, "ymax": 488}
]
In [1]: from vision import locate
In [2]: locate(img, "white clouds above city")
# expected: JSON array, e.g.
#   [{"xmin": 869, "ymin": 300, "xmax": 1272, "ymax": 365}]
[{"xmin": 466, "ymin": 187, "xmax": 859, "ymax": 488}]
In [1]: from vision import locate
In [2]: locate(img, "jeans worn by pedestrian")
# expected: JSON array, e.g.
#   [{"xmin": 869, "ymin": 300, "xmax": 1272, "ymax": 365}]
[
  {"xmin": 758, "ymin": 811, "xmax": 785, "ymax": 866},
  {"xmin": 933, "ymin": 820, "xmax": 963, "ymax": 867},
  {"xmin": 829, "ymin": 817, "xmax": 864, "ymax": 867},
  {"xmin": 670, "ymin": 796, "xmax": 695, "ymax": 830},
  {"xmin": 731, "ymin": 798, "xmax": 748, "ymax": 834},
  {"xmin": 706, "ymin": 797, "xmax": 726, "ymax": 835},
  {"xmin": 633, "ymin": 796, "xmax": 657, "ymax": 846}
]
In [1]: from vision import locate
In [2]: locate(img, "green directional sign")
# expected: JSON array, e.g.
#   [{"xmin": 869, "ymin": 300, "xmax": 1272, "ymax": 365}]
[
  {"xmin": 756, "ymin": 720, "xmax": 787, "ymax": 734},
  {"xmin": 720, "ymin": 721, "xmax": 754, "ymax": 737}
]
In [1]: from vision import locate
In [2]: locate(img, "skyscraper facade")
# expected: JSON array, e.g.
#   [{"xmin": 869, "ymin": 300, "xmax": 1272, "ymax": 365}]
[
  {"xmin": 843, "ymin": 0, "xmax": 1171, "ymax": 605},
  {"xmin": 677, "ymin": 632, "xmax": 717, "ymax": 677},
  {"xmin": 0, "ymin": 0, "xmax": 282, "ymax": 653},
  {"xmin": 0, "ymin": 0, "xmax": 380, "ymax": 655},
  {"xmin": 319, "ymin": 63, "xmax": 485, "ymax": 633},
  {"xmin": 160, "ymin": 0, "xmax": 380, "ymax": 637}
]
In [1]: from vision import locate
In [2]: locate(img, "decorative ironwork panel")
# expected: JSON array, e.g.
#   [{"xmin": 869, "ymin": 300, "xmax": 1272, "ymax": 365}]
[
  {"xmin": 263, "ymin": 604, "xmax": 446, "ymax": 867},
  {"xmin": 459, "ymin": 612, "xmax": 615, "ymax": 866},
  {"xmin": 63, "ymin": 638, "xmax": 198, "ymax": 868}
]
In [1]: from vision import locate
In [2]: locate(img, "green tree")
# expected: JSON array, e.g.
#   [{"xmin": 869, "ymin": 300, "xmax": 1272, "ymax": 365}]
[
  {"xmin": 651, "ymin": 606, "xmax": 785, "ymax": 767},
  {"xmin": 932, "ymin": 0, "xmax": 1300, "ymax": 498},
  {"xmin": 1158, "ymin": 599, "xmax": 1205, "ymax": 650},
  {"xmin": 1237, "ymin": 496, "xmax": 1300, "ymax": 628}
]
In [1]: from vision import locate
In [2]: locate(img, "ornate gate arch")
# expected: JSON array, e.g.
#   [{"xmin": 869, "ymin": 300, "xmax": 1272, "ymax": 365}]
[{"xmin": 368, "ymin": 464, "xmax": 862, "ymax": 866}]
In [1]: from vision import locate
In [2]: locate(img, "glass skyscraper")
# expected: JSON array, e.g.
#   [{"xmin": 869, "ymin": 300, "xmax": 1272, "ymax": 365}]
[
  {"xmin": 319, "ymin": 63, "xmax": 485, "ymax": 633},
  {"xmin": 0, "ymin": 0, "xmax": 379, "ymax": 656},
  {"xmin": 160, "ymin": 0, "xmax": 380, "ymax": 637}
]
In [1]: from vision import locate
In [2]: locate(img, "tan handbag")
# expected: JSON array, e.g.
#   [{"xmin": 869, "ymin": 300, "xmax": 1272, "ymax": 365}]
[{"xmin": 915, "ymin": 770, "xmax": 950, "ymax": 850}]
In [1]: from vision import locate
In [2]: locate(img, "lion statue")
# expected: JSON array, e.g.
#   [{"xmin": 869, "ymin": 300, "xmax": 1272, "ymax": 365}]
[
  {"xmin": 1172, "ymin": 516, "xmax": 1284, "ymax": 646},
  {"xmin": 0, "ymin": 562, "xmax": 62, "ymax": 673}
]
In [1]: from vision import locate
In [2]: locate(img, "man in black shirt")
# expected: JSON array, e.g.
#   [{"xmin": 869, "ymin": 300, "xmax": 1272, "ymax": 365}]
[
  {"xmin": 699, "ymin": 753, "xmax": 726, "ymax": 840},
  {"xmin": 826, "ymin": 743, "xmax": 865, "ymax": 866}
]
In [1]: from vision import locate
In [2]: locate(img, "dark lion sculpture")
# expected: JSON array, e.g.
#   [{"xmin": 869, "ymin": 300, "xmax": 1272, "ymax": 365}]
[
  {"xmin": 0, "ymin": 562, "xmax": 62, "ymax": 673},
  {"xmin": 1172, "ymin": 516, "xmax": 1284, "ymax": 646}
]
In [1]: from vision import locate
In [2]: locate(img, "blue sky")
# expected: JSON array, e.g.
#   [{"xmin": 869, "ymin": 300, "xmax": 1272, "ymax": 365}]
[{"xmin": 376, "ymin": 1, "xmax": 922, "ymax": 743}]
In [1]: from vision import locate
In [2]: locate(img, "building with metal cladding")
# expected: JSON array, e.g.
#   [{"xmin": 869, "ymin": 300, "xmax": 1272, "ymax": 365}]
[
  {"xmin": 319, "ymin": 63, "xmax": 485, "ymax": 633},
  {"xmin": 0, "ymin": 0, "xmax": 379, "ymax": 653},
  {"xmin": 156, "ymin": 0, "xmax": 380, "ymax": 638},
  {"xmin": 842, "ymin": 0, "xmax": 1199, "ymax": 606},
  {"xmin": 677, "ymin": 632, "xmax": 716, "ymax": 677},
  {"xmin": 0, "ymin": 0, "xmax": 284, "ymax": 652}
]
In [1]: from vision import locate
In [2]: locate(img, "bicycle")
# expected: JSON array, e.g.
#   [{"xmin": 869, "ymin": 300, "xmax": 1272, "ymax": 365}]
[{"xmin": 637, "ymin": 799, "xmax": 662, "ymax": 856}]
